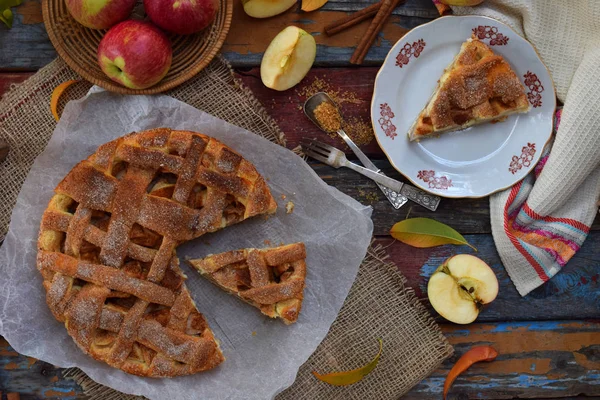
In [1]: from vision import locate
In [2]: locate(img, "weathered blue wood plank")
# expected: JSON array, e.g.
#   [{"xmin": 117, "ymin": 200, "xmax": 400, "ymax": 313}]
[
  {"xmin": 222, "ymin": 16, "xmax": 433, "ymax": 67},
  {"xmin": 0, "ymin": 338, "xmax": 81, "ymax": 398},
  {"xmin": 321, "ymin": 0, "xmax": 439, "ymax": 18},
  {"xmin": 381, "ymin": 231, "xmax": 600, "ymax": 323},
  {"xmin": 404, "ymin": 320, "xmax": 600, "ymax": 399},
  {"xmin": 3, "ymin": 321, "xmax": 600, "ymax": 399},
  {"xmin": 310, "ymin": 160, "xmax": 600, "ymax": 235},
  {"xmin": 0, "ymin": 0, "xmax": 436, "ymax": 70},
  {"xmin": 0, "ymin": 7, "xmax": 56, "ymax": 71}
]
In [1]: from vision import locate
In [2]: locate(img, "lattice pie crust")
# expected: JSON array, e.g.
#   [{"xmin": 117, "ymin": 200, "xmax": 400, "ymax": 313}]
[
  {"xmin": 37, "ymin": 128, "xmax": 278, "ymax": 377},
  {"xmin": 189, "ymin": 243, "xmax": 307, "ymax": 324}
]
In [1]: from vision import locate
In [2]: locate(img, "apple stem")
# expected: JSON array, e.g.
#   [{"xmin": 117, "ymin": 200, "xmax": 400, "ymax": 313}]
[{"xmin": 466, "ymin": 242, "xmax": 478, "ymax": 252}]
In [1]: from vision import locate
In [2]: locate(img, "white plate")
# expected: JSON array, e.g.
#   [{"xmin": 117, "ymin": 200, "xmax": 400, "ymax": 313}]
[{"xmin": 371, "ymin": 16, "xmax": 556, "ymax": 198}]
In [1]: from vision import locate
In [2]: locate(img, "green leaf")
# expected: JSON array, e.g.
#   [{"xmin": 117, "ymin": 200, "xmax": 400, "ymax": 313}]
[
  {"xmin": 312, "ymin": 339, "xmax": 382, "ymax": 386},
  {"xmin": 0, "ymin": 8, "xmax": 13, "ymax": 28},
  {"xmin": 390, "ymin": 217, "xmax": 477, "ymax": 251}
]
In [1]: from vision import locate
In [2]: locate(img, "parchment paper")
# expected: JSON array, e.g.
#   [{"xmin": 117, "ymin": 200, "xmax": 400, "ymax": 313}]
[{"xmin": 0, "ymin": 90, "xmax": 373, "ymax": 399}]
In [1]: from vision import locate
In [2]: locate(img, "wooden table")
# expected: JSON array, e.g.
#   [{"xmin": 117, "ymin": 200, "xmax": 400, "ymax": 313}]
[{"xmin": 1, "ymin": 1, "xmax": 599, "ymax": 399}]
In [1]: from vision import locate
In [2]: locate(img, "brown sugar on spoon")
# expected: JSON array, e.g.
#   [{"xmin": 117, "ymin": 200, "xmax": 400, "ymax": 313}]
[{"xmin": 314, "ymin": 101, "xmax": 342, "ymax": 132}]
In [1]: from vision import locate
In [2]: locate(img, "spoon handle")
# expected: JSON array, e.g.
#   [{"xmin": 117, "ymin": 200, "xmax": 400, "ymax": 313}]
[{"xmin": 336, "ymin": 129, "xmax": 408, "ymax": 209}]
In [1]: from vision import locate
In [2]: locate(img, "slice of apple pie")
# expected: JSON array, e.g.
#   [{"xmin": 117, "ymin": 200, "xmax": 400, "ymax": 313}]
[
  {"xmin": 408, "ymin": 36, "xmax": 530, "ymax": 141},
  {"xmin": 189, "ymin": 243, "xmax": 307, "ymax": 324}
]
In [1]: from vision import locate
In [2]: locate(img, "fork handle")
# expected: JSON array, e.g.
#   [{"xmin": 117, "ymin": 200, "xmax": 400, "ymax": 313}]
[
  {"xmin": 344, "ymin": 161, "xmax": 404, "ymax": 192},
  {"xmin": 400, "ymin": 184, "xmax": 441, "ymax": 211}
]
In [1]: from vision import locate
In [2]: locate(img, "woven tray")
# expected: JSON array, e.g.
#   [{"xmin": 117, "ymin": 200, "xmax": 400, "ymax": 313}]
[{"xmin": 42, "ymin": 0, "xmax": 233, "ymax": 95}]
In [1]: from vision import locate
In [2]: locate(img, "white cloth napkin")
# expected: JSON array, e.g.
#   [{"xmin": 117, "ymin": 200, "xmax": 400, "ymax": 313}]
[{"xmin": 451, "ymin": 0, "xmax": 600, "ymax": 295}]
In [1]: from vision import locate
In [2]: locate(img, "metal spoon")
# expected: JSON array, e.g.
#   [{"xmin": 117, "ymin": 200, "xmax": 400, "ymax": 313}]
[
  {"xmin": 304, "ymin": 92, "xmax": 440, "ymax": 211},
  {"xmin": 303, "ymin": 92, "xmax": 408, "ymax": 209}
]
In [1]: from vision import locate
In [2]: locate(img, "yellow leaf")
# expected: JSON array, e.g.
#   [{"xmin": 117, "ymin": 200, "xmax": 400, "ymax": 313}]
[
  {"xmin": 301, "ymin": 0, "xmax": 328, "ymax": 12},
  {"xmin": 50, "ymin": 80, "xmax": 79, "ymax": 121},
  {"xmin": 312, "ymin": 338, "xmax": 382, "ymax": 386},
  {"xmin": 390, "ymin": 218, "xmax": 477, "ymax": 251}
]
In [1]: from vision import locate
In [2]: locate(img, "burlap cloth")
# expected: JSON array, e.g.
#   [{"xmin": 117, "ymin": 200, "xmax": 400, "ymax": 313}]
[{"xmin": 0, "ymin": 57, "xmax": 452, "ymax": 399}]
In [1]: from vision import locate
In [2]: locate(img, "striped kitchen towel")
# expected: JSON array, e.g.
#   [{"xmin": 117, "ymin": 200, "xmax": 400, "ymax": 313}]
[{"xmin": 435, "ymin": 0, "xmax": 600, "ymax": 296}]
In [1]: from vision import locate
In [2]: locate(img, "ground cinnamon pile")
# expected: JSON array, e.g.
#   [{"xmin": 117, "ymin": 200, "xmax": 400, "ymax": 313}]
[
  {"xmin": 295, "ymin": 76, "xmax": 360, "ymax": 106},
  {"xmin": 358, "ymin": 188, "xmax": 380, "ymax": 204},
  {"xmin": 314, "ymin": 102, "xmax": 342, "ymax": 133},
  {"xmin": 343, "ymin": 117, "xmax": 374, "ymax": 147}
]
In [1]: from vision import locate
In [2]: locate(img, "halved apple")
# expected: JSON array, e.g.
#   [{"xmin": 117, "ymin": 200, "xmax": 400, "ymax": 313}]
[
  {"xmin": 427, "ymin": 254, "xmax": 499, "ymax": 324},
  {"xmin": 242, "ymin": 0, "xmax": 296, "ymax": 18},
  {"xmin": 260, "ymin": 26, "xmax": 316, "ymax": 91}
]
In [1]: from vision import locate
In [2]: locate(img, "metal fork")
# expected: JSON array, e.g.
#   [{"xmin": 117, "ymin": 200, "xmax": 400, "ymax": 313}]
[
  {"xmin": 302, "ymin": 139, "xmax": 440, "ymax": 211},
  {"xmin": 302, "ymin": 139, "xmax": 404, "ymax": 191}
]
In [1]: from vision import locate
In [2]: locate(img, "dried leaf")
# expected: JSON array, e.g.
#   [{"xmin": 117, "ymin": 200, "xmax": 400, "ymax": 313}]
[
  {"xmin": 312, "ymin": 338, "xmax": 382, "ymax": 386},
  {"xmin": 444, "ymin": 346, "xmax": 498, "ymax": 399},
  {"xmin": 0, "ymin": 8, "xmax": 13, "ymax": 28},
  {"xmin": 51, "ymin": 80, "xmax": 79, "ymax": 121},
  {"xmin": 301, "ymin": 0, "xmax": 328, "ymax": 12},
  {"xmin": 390, "ymin": 217, "xmax": 477, "ymax": 251},
  {"xmin": 0, "ymin": 0, "xmax": 22, "ymax": 28}
]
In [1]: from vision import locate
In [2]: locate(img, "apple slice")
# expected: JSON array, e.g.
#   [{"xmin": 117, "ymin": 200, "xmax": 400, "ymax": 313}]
[
  {"xmin": 427, "ymin": 254, "xmax": 499, "ymax": 324},
  {"xmin": 261, "ymin": 26, "xmax": 316, "ymax": 91},
  {"xmin": 242, "ymin": 0, "xmax": 296, "ymax": 18}
]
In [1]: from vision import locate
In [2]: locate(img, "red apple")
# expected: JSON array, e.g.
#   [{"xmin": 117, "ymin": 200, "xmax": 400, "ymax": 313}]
[
  {"xmin": 97, "ymin": 21, "xmax": 172, "ymax": 90},
  {"xmin": 65, "ymin": 0, "xmax": 136, "ymax": 30},
  {"xmin": 144, "ymin": 0, "xmax": 219, "ymax": 35}
]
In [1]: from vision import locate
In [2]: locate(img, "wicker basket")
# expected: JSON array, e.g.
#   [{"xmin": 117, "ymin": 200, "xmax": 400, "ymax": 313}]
[{"xmin": 42, "ymin": 0, "xmax": 233, "ymax": 95}]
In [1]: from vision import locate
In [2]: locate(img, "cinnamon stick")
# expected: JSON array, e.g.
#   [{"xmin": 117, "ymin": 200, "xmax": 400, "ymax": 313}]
[
  {"xmin": 324, "ymin": 1, "xmax": 383, "ymax": 36},
  {"xmin": 349, "ymin": 0, "xmax": 401, "ymax": 65}
]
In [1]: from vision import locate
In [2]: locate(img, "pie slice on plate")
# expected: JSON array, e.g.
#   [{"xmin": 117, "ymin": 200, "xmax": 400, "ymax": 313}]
[
  {"xmin": 189, "ymin": 243, "xmax": 307, "ymax": 324},
  {"xmin": 37, "ymin": 128, "xmax": 277, "ymax": 377},
  {"xmin": 408, "ymin": 36, "xmax": 530, "ymax": 141}
]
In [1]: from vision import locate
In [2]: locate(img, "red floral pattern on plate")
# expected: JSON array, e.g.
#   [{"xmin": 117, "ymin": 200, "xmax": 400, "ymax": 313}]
[
  {"xmin": 378, "ymin": 103, "xmax": 397, "ymax": 139},
  {"xmin": 509, "ymin": 143, "xmax": 536, "ymax": 174},
  {"xmin": 417, "ymin": 170, "xmax": 453, "ymax": 190},
  {"xmin": 472, "ymin": 25, "xmax": 509, "ymax": 45},
  {"xmin": 395, "ymin": 39, "xmax": 426, "ymax": 68},
  {"xmin": 524, "ymin": 71, "xmax": 544, "ymax": 108}
]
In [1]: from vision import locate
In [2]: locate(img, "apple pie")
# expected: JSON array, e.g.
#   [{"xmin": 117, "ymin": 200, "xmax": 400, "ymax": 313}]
[
  {"xmin": 189, "ymin": 243, "xmax": 307, "ymax": 324},
  {"xmin": 37, "ymin": 128, "xmax": 277, "ymax": 377},
  {"xmin": 408, "ymin": 36, "xmax": 529, "ymax": 141}
]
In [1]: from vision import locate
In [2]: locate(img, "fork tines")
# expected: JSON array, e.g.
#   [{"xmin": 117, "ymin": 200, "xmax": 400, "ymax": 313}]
[
  {"xmin": 300, "ymin": 139, "xmax": 332, "ymax": 164},
  {"xmin": 301, "ymin": 139, "xmax": 341, "ymax": 162}
]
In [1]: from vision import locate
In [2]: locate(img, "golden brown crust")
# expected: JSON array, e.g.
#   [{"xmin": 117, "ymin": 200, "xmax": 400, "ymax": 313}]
[
  {"xmin": 409, "ymin": 37, "xmax": 529, "ymax": 141},
  {"xmin": 37, "ymin": 128, "xmax": 278, "ymax": 377},
  {"xmin": 189, "ymin": 243, "xmax": 307, "ymax": 325}
]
